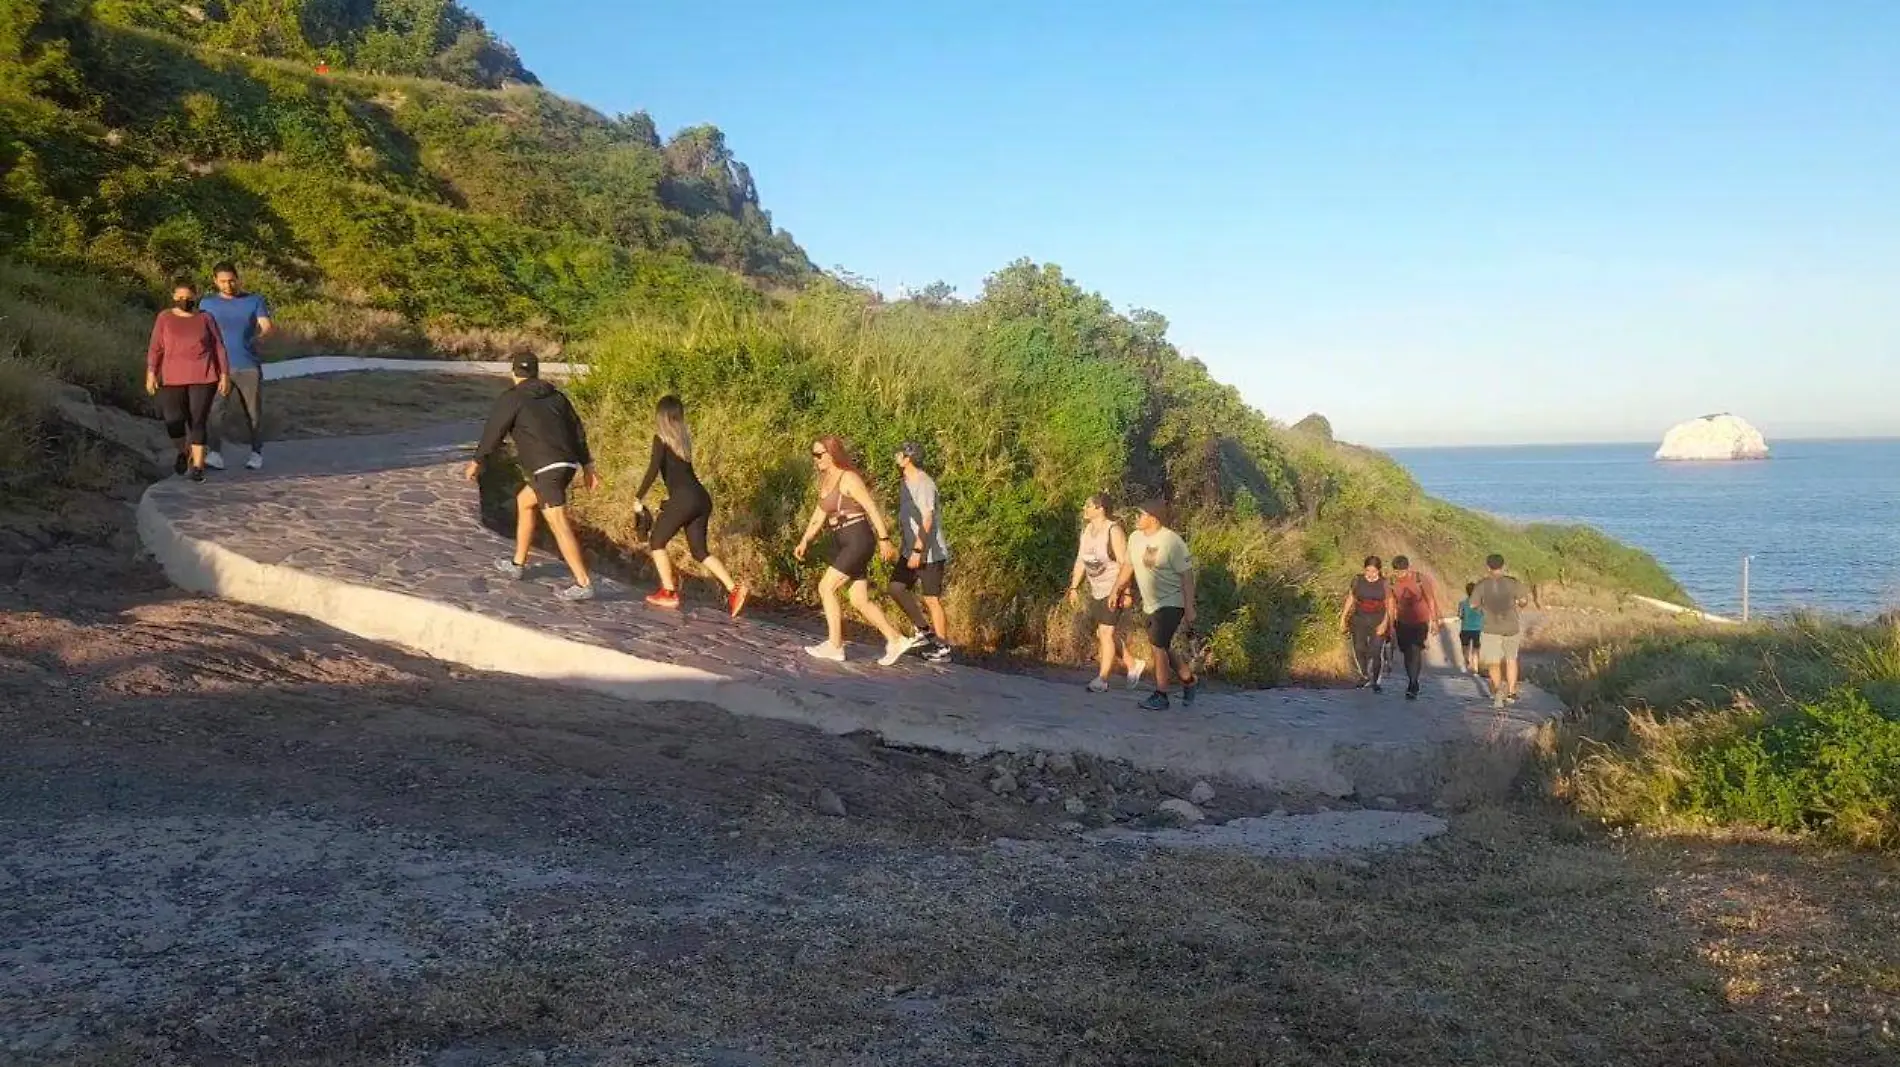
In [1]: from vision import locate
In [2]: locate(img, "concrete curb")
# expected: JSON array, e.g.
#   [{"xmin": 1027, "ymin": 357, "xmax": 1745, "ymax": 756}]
[
  {"xmin": 1630, "ymin": 595, "xmax": 1736, "ymax": 624},
  {"xmin": 262, "ymin": 357, "xmax": 584, "ymax": 382},
  {"xmin": 134, "ymin": 489, "xmax": 808, "ymax": 717}
]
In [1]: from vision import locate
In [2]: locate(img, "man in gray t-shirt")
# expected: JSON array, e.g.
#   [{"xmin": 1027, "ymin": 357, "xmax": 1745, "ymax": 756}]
[
  {"xmin": 889, "ymin": 442, "xmax": 951, "ymax": 661},
  {"xmin": 1472, "ymin": 554, "xmax": 1530, "ymax": 708}
]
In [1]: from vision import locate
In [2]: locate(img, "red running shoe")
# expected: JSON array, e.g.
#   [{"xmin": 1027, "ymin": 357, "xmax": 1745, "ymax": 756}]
[
  {"xmin": 645, "ymin": 589, "xmax": 681, "ymax": 609},
  {"xmin": 728, "ymin": 583, "xmax": 749, "ymax": 619}
]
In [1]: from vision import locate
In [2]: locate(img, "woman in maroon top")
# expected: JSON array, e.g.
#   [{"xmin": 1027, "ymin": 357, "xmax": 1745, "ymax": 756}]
[{"xmin": 145, "ymin": 280, "xmax": 230, "ymax": 481}]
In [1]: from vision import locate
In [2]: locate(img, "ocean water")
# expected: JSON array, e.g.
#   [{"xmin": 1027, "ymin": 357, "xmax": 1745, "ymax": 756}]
[{"xmin": 1388, "ymin": 439, "xmax": 1900, "ymax": 617}]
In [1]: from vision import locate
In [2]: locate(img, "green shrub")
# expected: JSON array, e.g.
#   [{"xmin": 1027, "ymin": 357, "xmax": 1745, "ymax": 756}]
[
  {"xmin": 1684, "ymin": 691, "xmax": 1900, "ymax": 847},
  {"xmin": 1548, "ymin": 619, "xmax": 1900, "ymax": 848}
]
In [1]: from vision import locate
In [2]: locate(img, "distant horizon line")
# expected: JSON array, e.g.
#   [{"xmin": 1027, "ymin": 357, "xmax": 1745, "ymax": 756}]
[{"xmin": 1370, "ymin": 433, "xmax": 1900, "ymax": 452}]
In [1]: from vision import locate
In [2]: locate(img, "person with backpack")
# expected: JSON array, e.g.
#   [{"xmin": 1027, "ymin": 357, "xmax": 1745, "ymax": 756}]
[
  {"xmin": 1338, "ymin": 556, "xmax": 1393, "ymax": 691},
  {"xmin": 1068, "ymin": 492, "xmax": 1146, "ymax": 693},
  {"xmin": 1389, "ymin": 555, "xmax": 1440, "ymax": 700}
]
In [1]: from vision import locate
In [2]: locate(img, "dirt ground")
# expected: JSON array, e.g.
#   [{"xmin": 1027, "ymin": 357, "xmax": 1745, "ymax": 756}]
[
  {"xmin": 3, "ymin": 431, "xmax": 1897, "ymax": 1064},
  {"xmin": 229, "ymin": 372, "xmax": 509, "ymax": 443}
]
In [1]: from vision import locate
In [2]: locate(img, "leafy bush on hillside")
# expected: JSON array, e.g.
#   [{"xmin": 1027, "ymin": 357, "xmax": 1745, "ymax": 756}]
[
  {"xmin": 1547, "ymin": 618, "xmax": 1900, "ymax": 848},
  {"xmin": 572, "ymin": 261, "xmax": 1681, "ymax": 684},
  {"xmin": 1, "ymin": 1, "xmax": 808, "ymax": 341},
  {"xmin": 97, "ymin": 0, "xmax": 536, "ymax": 89}
]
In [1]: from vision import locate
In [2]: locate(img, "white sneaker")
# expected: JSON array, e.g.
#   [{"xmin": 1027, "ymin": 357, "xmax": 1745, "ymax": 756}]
[
  {"xmin": 1087, "ymin": 676, "xmax": 1110, "ymax": 693},
  {"xmin": 245, "ymin": 451, "xmax": 264, "ymax": 471},
  {"xmin": 805, "ymin": 642, "xmax": 845, "ymax": 663},
  {"xmin": 204, "ymin": 451, "xmax": 226, "ymax": 471},
  {"xmin": 878, "ymin": 636, "xmax": 915, "ymax": 667},
  {"xmin": 1126, "ymin": 659, "xmax": 1148, "ymax": 690}
]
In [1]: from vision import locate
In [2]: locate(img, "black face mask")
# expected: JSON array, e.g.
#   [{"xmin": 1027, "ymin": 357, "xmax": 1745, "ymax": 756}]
[{"xmin": 173, "ymin": 297, "xmax": 196, "ymax": 312}]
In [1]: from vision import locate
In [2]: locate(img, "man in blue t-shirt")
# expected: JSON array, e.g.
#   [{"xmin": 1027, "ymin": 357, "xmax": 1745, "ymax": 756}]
[{"xmin": 200, "ymin": 261, "xmax": 274, "ymax": 471}]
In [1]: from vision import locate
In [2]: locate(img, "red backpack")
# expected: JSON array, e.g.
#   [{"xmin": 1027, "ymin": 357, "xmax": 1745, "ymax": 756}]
[{"xmin": 1394, "ymin": 574, "xmax": 1434, "ymax": 624}]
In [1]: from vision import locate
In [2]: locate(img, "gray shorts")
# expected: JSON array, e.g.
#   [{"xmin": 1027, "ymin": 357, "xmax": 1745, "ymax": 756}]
[{"xmin": 1479, "ymin": 632, "xmax": 1521, "ymax": 666}]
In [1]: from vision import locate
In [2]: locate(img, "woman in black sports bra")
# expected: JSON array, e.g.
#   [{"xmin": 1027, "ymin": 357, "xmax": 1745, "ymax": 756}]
[
  {"xmin": 633, "ymin": 395, "xmax": 747, "ymax": 617},
  {"xmin": 794, "ymin": 435, "xmax": 910, "ymax": 666}
]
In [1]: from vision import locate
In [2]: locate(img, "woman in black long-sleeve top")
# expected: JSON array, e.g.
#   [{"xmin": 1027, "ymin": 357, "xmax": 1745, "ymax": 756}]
[{"xmin": 635, "ymin": 395, "xmax": 747, "ymax": 616}]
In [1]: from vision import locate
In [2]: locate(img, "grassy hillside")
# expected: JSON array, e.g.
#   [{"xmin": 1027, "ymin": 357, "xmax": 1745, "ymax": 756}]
[
  {"xmin": 1, "ymin": 0, "xmax": 807, "ymax": 355},
  {"xmin": 1, "ymin": 0, "xmax": 1688, "ymax": 684},
  {"xmin": 569, "ymin": 261, "xmax": 1686, "ymax": 683},
  {"xmin": 1543, "ymin": 617, "xmax": 1900, "ymax": 849}
]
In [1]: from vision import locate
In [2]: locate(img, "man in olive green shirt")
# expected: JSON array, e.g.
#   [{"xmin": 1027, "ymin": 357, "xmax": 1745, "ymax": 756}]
[{"xmin": 1113, "ymin": 499, "xmax": 1199, "ymax": 712}]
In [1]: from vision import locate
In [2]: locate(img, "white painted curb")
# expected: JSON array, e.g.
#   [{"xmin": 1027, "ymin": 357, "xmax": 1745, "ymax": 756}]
[
  {"xmin": 262, "ymin": 356, "xmax": 584, "ymax": 381},
  {"xmin": 133, "ymin": 490, "xmax": 833, "ymax": 726},
  {"xmin": 1630, "ymin": 595, "xmax": 1737, "ymax": 624}
]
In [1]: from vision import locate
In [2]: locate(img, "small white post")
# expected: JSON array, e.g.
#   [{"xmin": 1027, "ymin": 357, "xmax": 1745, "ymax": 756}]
[{"xmin": 1741, "ymin": 555, "xmax": 1751, "ymax": 623}]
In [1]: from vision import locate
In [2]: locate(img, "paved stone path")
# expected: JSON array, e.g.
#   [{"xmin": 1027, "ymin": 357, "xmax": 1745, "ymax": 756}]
[{"xmin": 139, "ymin": 386, "xmax": 1565, "ymax": 801}]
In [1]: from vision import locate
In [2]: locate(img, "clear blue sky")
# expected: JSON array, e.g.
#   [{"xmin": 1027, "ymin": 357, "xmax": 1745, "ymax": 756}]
[{"xmin": 476, "ymin": 1, "xmax": 1898, "ymax": 447}]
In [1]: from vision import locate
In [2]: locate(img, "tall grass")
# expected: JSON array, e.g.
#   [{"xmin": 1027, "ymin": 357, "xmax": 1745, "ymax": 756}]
[
  {"xmin": 1546, "ymin": 618, "xmax": 1900, "ymax": 848},
  {"xmin": 0, "ymin": 259, "xmax": 153, "ymax": 486},
  {"xmin": 572, "ymin": 269, "xmax": 1684, "ymax": 685}
]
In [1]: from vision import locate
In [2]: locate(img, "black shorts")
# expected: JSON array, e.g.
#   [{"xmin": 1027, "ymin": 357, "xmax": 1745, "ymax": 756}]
[
  {"xmin": 1394, "ymin": 621, "xmax": 1430, "ymax": 650},
  {"xmin": 650, "ymin": 490, "xmax": 713, "ymax": 561},
  {"xmin": 1087, "ymin": 594, "xmax": 1122, "ymax": 628},
  {"xmin": 529, "ymin": 464, "xmax": 578, "ymax": 509},
  {"xmin": 826, "ymin": 520, "xmax": 877, "ymax": 581},
  {"xmin": 1146, "ymin": 606, "xmax": 1185, "ymax": 652},
  {"xmin": 891, "ymin": 559, "xmax": 945, "ymax": 596},
  {"xmin": 1460, "ymin": 630, "xmax": 1482, "ymax": 652}
]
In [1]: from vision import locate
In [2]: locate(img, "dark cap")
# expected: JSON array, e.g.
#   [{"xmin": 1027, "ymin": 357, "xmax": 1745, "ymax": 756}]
[
  {"xmin": 511, "ymin": 354, "xmax": 540, "ymax": 379},
  {"xmin": 898, "ymin": 441, "xmax": 927, "ymax": 466}
]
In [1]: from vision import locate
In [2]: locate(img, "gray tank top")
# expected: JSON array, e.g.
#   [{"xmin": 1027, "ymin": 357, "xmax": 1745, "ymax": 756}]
[{"xmin": 1080, "ymin": 521, "xmax": 1120, "ymax": 600}]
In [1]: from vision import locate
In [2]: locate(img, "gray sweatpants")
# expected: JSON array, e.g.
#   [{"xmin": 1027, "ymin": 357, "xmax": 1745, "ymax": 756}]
[{"xmin": 208, "ymin": 368, "xmax": 263, "ymax": 452}]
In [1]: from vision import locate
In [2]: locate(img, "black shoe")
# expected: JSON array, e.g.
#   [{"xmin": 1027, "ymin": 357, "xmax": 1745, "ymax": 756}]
[
  {"xmin": 1405, "ymin": 689, "xmax": 1418, "ymax": 701},
  {"xmin": 1372, "ymin": 683, "xmax": 1383, "ymax": 694},
  {"xmin": 173, "ymin": 453, "xmax": 189, "ymax": 476},
  {"xmin": 1139, "ymin": 690, "xmax": 1170, "ymax": 712},
  {"xmin": 1181, "ymin": 679, "xmax": 1200, "ymax": 706},
  {"xmin": 188, "ymin": 466, "xmax": 205, "ymax": 483},
  {"xmin": 1355, "ymin": 679, "xmax": 1370, "ymax": 690},
  {"xmin": 922, "ymin": 641, "xmax": 952, "ymax": 664}
]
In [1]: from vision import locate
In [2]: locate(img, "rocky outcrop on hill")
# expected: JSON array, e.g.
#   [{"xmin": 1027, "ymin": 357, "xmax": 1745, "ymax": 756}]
[{"xmin": 1655, "ymin": 414, "xmax": 1769, "ymax": 462}]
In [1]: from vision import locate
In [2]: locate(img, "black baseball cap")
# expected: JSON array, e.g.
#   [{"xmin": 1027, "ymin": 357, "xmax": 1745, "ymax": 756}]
[
  {"xmin": 511, "ymin": 355, "xmax": 539, "ymax": 379},
  {"xmin": 898, "ymin": 441, "xmax": 926, "ymax": 465}
]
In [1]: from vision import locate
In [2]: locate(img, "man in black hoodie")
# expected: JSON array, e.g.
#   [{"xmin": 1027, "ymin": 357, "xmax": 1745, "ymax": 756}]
[{"xmin": 464, "ymin": 356, "xmax": 599, "ymax": 601}]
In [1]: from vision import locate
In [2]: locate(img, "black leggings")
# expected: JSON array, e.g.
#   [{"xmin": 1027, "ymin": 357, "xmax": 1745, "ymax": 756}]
[
  {"xmin": 649, "ymin": 490, "xmax": 713, "ymax": 561},
  {"xmin": 1394, "ymin": 621, "xmax": 1429, "ymax": 690},
  {"xmin": 1350, "ymin": 614, "xmax": 1386, "ymax": 685},
  {"xmin": 157, "ymin": 384, "xmax": 216, "ymax": 447}
]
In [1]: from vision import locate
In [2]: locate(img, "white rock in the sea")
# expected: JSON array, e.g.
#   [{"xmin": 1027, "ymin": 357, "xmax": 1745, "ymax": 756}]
[{"xmin": 1654, "ymin": 413, "xmax": 1770, "ymax": 462}]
